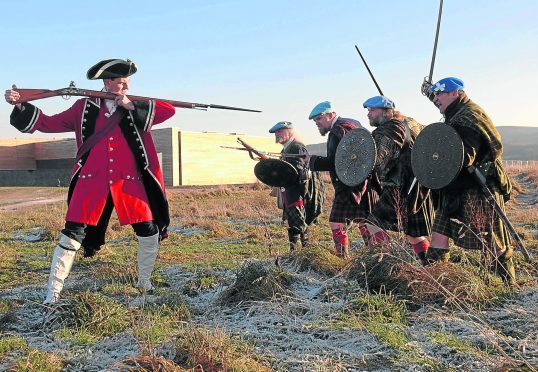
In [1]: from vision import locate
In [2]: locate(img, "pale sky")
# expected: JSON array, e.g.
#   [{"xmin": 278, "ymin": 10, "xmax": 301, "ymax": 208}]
[{"xmin": 1, "ymin": 0, "xmax": 537, "ymax": 144}]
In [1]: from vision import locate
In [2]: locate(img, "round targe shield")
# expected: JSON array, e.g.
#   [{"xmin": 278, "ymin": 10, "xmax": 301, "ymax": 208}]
[
  {"xmin": 411, "ymin": 122, "xmax": 464, "ymax": 189},
  {"xmin": 254, "ymin": 158, "xmax": 299, "ymax": 187},
  {"xmin": 335, "ymin": 128, "xmax": 376, "ymax": 187}
]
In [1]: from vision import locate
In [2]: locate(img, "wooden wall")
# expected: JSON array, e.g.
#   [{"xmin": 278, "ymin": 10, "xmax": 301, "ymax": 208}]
[
  {"xmin": 34, "ymin": 138, "xmax": 76, "ymax": 160},
  {"xmin": 0, "ymin": 138, "xmax": 41, "ymax": 170},
  {"xmin": 1, "ymin": 131, "xmax": 282, "ymax": 186},
  {"xmin": 178, "ymin": 131, "xmax": 281, "ymax": 186}
]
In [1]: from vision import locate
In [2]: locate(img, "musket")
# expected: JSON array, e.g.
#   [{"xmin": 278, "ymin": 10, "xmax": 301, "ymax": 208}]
[
  {"xmin": 220, "ymin": 145, "xmax": 305, "ymax": 159},
  {"xmin": 11, "ymin": 81, "xmax": 262, "ymax": 113},
  {"xmin": 354, "ymin": 44, "xmax": 384, "ymax": 96},
  {"xmin": 467, "ymin": 165, "xmax": 532, "ymax": 262},
  {"xmin": 236, "ymin": 138, "xmax": 270, "ymax": 160},
  {"xmin": 421, "ymin": 0, "xmax": 444, "ymax": 101}
]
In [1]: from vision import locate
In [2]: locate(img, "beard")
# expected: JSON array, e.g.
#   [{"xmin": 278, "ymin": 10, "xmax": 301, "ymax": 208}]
[
  {"xmin": 317, "ymin": 126, "xmax": 329, "ymax": 136},
  {"xmin": 369, "ymin": 115, "xmax": 385, "ymax": 127}
]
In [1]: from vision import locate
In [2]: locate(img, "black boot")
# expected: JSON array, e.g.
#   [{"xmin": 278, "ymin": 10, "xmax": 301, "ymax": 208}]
[
  {"xmin": 288, "ymin": 229, "xmax": 301, "ymax": 252},
  {"xmin": 300, "ymin": 228, "xmax": 310, "ymax": 249},
  {"xmin": 426, "ymin": 247, "xmax": 450, "ymax": 265},
  {"xmin": 416, "ymin": 251, "xmax": 428, "ymax": 266}
]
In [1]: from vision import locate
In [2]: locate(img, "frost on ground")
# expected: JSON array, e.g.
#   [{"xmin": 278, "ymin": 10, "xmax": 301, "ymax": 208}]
[
  {"xmin": 1, "ymin": 256, "xmax": 536, "ymax": 371},
  {"xmin": 0, "ymin": 178, "xmax": 537, "ymax": 370}
]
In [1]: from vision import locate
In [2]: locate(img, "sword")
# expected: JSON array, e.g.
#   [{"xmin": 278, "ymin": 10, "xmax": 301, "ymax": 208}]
[
  {"xmin": 407, "ymin": 177, "xmax": 418, "ymax": 195},
  {"xmin": 421, "ymin": 0, "xmax": 444, "ymax": 101},
  {"xmin": 467, "ymin": 165, "xmax": 532, "ymax": 262},
  {"xmin": 354, "ymin": 45, "xmax": 384, "ymax": 96}
]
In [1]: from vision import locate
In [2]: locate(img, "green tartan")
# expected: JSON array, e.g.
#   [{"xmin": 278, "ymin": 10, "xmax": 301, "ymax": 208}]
[
  {"xmin": 433, "ymin": 188, "xmax": 511, "ymax": 251},
  {"xmin": 433, "ymin": 94, "xmax": 512, "ymax": 252}
]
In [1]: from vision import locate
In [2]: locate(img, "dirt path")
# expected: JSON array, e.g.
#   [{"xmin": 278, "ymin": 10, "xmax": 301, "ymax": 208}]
[
  {"xmin": 514, "ymin": 173, "xmax": 538, "ymax": 209},
  {"xmin": 0, "ymin": 187, "xmax": 66, "ymax": 211}
]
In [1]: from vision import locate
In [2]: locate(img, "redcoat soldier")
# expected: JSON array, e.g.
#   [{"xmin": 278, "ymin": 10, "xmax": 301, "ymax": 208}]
[
  {"xmin": 4, "ymin": 58, "xmax": 176, "ymax": 303},
  {"xmin": 308, "ymin": 101, "xmax": 376, "ymax": 258}
]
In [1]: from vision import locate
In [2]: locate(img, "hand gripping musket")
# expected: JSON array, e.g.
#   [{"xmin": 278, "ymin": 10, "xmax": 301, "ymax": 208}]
[
  {"xmin": 220, "ymin": 145, "xmax": 302, "ymax": 159},
  {"xmin": 421, "ymin": 0, "xmax": 444, "ymax": 101},
  {"xmin": 467, "ymin": 165, "xmax": 532, "ymax": 262},
  {"xmin": 236, "ymin": 138, "xmax": 270, "ymax": 160},
  {"xmin": 231, "ymin": 138, "xmax": 305, "ymax": 160},
  {"xmin": 11, "ymin": 81, "xmax": 262, "ymax": 113},
  {"xmin": 232, "ymin": 138, "xmax": 302, "ymax": 188}
]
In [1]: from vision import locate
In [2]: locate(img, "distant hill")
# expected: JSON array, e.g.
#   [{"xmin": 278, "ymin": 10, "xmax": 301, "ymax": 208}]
[
  {"xmin": 307, "ymin": 126, "xmax": 537, "ymax": 160},
  {"xmin": 497, "ymin": 126, "xmax": 538, "ymax": 160},
  {"xmin": 305, "ymin": 142, "xmax": 327, "ymax": 156}
]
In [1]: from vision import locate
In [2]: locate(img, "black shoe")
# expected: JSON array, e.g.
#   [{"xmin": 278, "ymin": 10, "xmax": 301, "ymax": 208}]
[
  {"xmin": 300, "ymin": 229, "xmax": 310, "ymax": 249},
  {"xmin": 288, "ymin": 230, "xmax": 301, "ymax": 252},
  {"xmin": 426, "ymin": 247, "xmax": 450, "ymax": 265},
  {"xmin": 416, "ymin": 251, "xmax": 428, "ymax": 266}
]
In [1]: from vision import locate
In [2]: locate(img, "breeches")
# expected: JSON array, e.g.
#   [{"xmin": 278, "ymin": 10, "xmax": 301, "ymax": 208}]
[{"xmin": 62, "ymin": 193, "xmax": 158, "ymax": 244}]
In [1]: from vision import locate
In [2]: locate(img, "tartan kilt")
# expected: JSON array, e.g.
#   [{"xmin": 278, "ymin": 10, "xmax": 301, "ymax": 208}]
[
  {"xmin": 284, "ymin": 205, "xmax": 307, "ymax": 234},
  {"xmin": 433, "ymin": 187, "xmax": 511, "ymax": 251},
  {"xmin": 369, "ymin": 186, "xmax": 434, "ymax": 237},
  {"xmin": 329, "ymin": 188, "xmax": 376, "ymax": 224}
]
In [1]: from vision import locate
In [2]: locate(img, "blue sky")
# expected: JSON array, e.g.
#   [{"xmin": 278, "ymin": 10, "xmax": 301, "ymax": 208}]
[{"xmin": 1, "ymin": 0, "xmax": 537, "ymax": 144}]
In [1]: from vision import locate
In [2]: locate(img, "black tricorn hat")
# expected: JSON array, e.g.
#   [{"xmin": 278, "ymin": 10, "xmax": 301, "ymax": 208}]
[{"xmin": 86, "ymin": 58, "xmax": 137, "ymax": 80}]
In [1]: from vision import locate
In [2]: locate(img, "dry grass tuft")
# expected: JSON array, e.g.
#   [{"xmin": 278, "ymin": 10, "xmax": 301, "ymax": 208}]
[
  {"xmin": 43, "ymin": 291, "xmax": 130, "ymax": 338},
  {"xmin": 217, "ymin": 261, "xmax": 293, "ymax": 306},
  {"xmin": 9, "ymin": 349, "xmax": 64, "ymax": 372},
  {"xmin": 173, "ymin": 324, "xmax": 269, "ymax": 371},
  {"xmin": 291, "ymin": 244, "xmax": 348, "ymax": 276},
  {"xmin": 116, "ymin": 355, "xmax": 183, "ymax": 371},
  {"xmin": 398, "ymin": 263, "xmax": 501, "ymax": 307},
  {"xmin": 349, "ymin": 247, "xmax": 502, "ymax": 308},
  {"xmin": 349, "ymin": 246, "xmax": 414, "ymax": 296}
]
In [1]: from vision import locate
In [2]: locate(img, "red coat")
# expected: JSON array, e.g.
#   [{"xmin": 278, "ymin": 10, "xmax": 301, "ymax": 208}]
[{"xmin": 11, "ymin": 98, "xmax": 175, "ymax": 226}]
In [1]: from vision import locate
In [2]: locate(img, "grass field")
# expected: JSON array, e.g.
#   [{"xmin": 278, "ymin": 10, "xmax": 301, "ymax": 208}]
[{"xmin": 0, "ymin": 167, "xmax": 536, "ymax": 371}]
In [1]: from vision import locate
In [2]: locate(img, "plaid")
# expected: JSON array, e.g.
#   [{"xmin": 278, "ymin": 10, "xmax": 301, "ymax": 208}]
[
  {"xmin": 446, "ymin": 97, "xmax": 504, "ymax": 159},
  {"xmin": 329, "ymin": 185, "xmax": 376, "ymax": 223},
  {"xmin": 445, "ymin": 96, "xmax": 511, "ymax": 196},
  {"xmin": 304, "ymin": 171, "xmax": 325, "ymax": 225},
  {"xmin": 433, "ymin": 96, "xmax": 512, "ymax": 252},
  {"xmin": 368, "ymin": 119, "xmax": 433, "ymax": 237},
  {"xmin": 369, "ymin": 186, "xmax": 434, "ymax": 237},
  {"xmin": 284, "ymin": 205, "xmax": 307, "ymax": 235},
  {"xmin": 433, "ymin": 188, "xmax": 511, "ymax": 251},
  {"xmin": 309, "ymin": 117, "xmax": 376, "ymax": 224}
]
